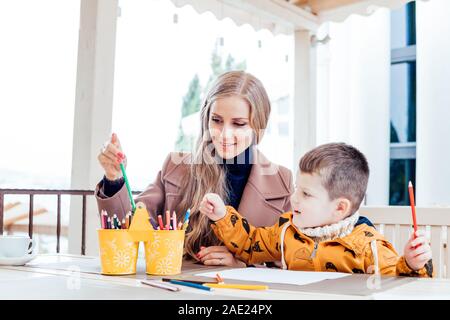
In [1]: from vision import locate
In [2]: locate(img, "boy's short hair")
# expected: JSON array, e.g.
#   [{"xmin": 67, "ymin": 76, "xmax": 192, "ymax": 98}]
[{"xmin": 299, "ymin": 143, "xmax": 369, "ymax": 215}]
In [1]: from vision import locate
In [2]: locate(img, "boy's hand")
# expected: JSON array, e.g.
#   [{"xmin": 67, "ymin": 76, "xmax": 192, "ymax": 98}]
[
  {"xmin": 404, "ymin": 230, "xmax": 432, "ymax": 271},
  {"xmin": 199, "ymin": 193, "xmax": 226, "ymax": 221}
]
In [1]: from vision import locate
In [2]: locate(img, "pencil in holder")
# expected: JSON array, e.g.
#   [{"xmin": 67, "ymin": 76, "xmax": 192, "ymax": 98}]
[
  {"xmin": 144, "ymin": 229, "xmax": 185, "ymax": 275},
  {"xmin": 97, "ymin": 229, "xmax": 139, "ymax": 275}
]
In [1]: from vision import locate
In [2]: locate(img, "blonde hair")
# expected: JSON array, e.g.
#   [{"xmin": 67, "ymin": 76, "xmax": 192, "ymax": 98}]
[{"xmin": 177, "ymin": 71, "xmax": 271, "ymax": 259}]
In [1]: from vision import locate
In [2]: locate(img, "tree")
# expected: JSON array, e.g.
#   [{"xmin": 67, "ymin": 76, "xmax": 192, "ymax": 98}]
[
  {"xmin": 175, "ymin": 42, "xmax": 246, "ymax": 152},
  {"xmin": 204, "ymin": 43, "xmax": 247, "ymax": 95},
  {"xmin": 181, "ymin": 74, "xmax": 202, "ymax": 118}
]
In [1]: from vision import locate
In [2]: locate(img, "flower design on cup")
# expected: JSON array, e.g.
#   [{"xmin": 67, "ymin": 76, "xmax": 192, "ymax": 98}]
[
  {"xmin": 145, "ymin": 243, "xmax": 160, "ymax": 261},
  {"xmin": 113, "ymin": 250, "xmax": 131, "ymax": 268},
  {"xmin": 164, "ymin": 238, "xmax": 175, "ymax": 250},
  {"xmin": 151, "ymin": 234, "xmax": 161, "ymax": 250},
  {"xmin": 156, "ymin": 257, "xmax": 174, "ymax": 274}
]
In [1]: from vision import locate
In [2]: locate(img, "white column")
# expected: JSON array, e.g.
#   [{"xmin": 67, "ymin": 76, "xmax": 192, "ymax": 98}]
[
  {"xmin": 349, "ymin": 10, "xmax": 390, "ymax": 206},
  {"xmin": 416, "ymin": 0, "xmax": 450, "ymax": 206},
  {"xmin": 69, "ymin": 0, "xmax": 119, "ymax": 254},
  {"xmin": 293, "ymin": 30, "xmax": 317, "ymax": 170},
  {"xmin": 319, "ymin": 9, "xmax": 391, "ymax": 205},
  {"xmin": 315, "ymin": 24, "xmax": 331, "ymax": 146}
]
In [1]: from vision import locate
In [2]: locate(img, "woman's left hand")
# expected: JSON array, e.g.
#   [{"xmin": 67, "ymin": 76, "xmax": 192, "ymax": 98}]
[{"xmin": 196, "ymin": 246, "xmax": 246, "ymax": 267}]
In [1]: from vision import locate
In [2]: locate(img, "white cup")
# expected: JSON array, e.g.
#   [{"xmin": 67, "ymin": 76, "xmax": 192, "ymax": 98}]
[{"xmin": 0, "ymin": 235, "xmax": 36, "ymax": 258}]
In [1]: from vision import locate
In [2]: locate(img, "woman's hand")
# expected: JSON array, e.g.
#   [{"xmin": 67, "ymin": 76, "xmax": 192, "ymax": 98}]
[
  {"xmin": 199, "ymin": 193, "xmax": 226, "ymax": 221},
  {"xmin": 404, "ymin": 230, "xmax": 432, "ymax": 271},
  {"xmin": 97, "ymin": 133, "xmax": 126, "ymax": 181},
  {"xmin": 196, "ymin": 246, "xmax": 246, "ymax": 267}
]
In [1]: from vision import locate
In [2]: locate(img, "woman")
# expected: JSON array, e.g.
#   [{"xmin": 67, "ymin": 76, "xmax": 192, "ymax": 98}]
[{"xmin": 96, "ymin": 71, "xmax": 294, "ymax": 267}]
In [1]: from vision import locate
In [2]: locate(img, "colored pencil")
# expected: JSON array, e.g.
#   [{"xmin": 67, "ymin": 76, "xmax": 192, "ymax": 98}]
[
  {"xmin": 204, "ymin": 283, "xmax": 268, "ymax": 290},
  {"xmin": 149, "ymin": 217, "xmax": 158, "ymax": 230},
  {"xmin": 172, "ymin": 211, "xmax": 177, "ymax": 230},
  {"xmin": 113, "ymin": 214, "xmax": 119, "ymax": 229},
  {"xmin": 182, "ymin": 209, "xmax": 190, "ymax": 230},
  {"xmin": 107, "ymin": 217, "xmax": 111, "ymax": 229},
  {"xmin": 157, "ymin": 215, "xmax": 165, "ymax": 230},
  {"xmin": 141, "ymin": 280, "xmax": 180, "ymax": 292},
  {"xmin": 168, "ymin": 280, "xmax": 212, "ymax": 291},
  {"xmin": 103, "ymin": 212, "xmax": 108, "ymax": 229},
  {"xmin": 215, "ymin": 273, "xmax": 224, "ymax": 284},
  {"xmin": 162, "ymin": 278, "xmax": 212, "ymax": 285},
  {"xmin": 128, "ymin": 211, "xmax": 133, "ymax": 226},
  {"xmin": 100, "ymin": 210, "xmax": 106, "ymax": 229},
  {"xmin": 408, "ymin": 181, "xmax": 418, "ymax": 239},
  {"xmin": 165, "ymin": 210, "xmax": 171, "ymax": 230},
  {"xmin": 118, "ymin": 158, "xmax": 136, "ymax": 213}
]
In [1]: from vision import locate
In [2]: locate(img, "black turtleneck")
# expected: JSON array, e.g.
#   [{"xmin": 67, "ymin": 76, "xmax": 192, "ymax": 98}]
[{"xmin": 220, "ymin": 147, "xmax": 253, "ymax": 210}]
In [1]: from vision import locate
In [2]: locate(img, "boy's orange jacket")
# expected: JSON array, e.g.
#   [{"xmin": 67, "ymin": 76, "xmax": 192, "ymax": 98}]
[{"xmin": 211, "ymin": 206, "xmax": 433, "ymax": 277}]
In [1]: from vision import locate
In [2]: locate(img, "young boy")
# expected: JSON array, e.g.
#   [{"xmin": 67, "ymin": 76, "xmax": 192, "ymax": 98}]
[{"xmin": 199, "ymin": 143, "xmax": 433, "ymax": 277}]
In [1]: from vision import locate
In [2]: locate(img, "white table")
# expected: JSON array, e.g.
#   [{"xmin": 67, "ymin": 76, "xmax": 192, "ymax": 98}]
[{"xmin": 0, "ymin": 254, "xmax": 449, "ymax": 300}]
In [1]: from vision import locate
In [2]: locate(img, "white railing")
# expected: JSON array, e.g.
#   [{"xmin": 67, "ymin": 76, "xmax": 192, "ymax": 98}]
[{"xmin": 360, "ymin": 206, "xmax": 450, "ymax": 278}]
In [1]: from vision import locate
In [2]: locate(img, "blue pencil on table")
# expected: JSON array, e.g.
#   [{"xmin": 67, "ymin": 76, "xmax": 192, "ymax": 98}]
[{"xmin": 169, "ymin": 279, "xmax": 212, "ymax": 291}]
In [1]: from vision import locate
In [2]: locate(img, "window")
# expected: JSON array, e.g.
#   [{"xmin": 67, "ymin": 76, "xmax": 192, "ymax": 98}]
[
  {"xmin": 389, "ymin": 3, "xmax": 416, "ymax": 205},
  {"xmin": 0, "ymin": 0, "xmax": 80, "ymax": 252}
]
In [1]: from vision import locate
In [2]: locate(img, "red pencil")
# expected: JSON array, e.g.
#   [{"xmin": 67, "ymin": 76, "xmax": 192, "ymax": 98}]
[
  {"xmin": 408, "ymin": 181, "xmax": 418, "ymax": 239},
  {"xmin": 157, "ymin": 215, "xmax": 165, "ymax": 230},
  {"xmin": 100, "ymin": 210, "xmax": 106, "ymax": 229}
]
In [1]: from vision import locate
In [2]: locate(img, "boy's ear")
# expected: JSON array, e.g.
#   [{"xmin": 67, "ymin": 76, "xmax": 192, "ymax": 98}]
[{"xmin": 333, "ymin": 198, "xmax": 352, "ymax": 218}]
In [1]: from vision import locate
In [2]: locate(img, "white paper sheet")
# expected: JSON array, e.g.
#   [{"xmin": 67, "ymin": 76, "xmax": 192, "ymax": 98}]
[{"xmin": 196, "ymin": 268, "xmax": 350, "ymax": 286}]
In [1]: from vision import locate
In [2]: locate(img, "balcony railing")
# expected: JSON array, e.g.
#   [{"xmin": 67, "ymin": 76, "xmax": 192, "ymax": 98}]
[{"xmin": 0, "ymin": 188, "xmax": 140, "ymax": 255}]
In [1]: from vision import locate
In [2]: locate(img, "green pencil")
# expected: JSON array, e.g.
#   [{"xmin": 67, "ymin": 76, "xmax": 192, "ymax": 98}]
[{"xmin": 120, "ymin": 162, "xmax": 136, "ymax": 213}]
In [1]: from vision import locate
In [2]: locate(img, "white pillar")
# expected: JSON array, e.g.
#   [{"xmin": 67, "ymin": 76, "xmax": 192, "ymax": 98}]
[
  {"xmin": 416, "ymin": 0, "xmax": 450, "ymax": 206},
  {"xmin": 320, "ymin": 9, "xmax": 391, "ymax": 205},
  {"xmin": 69, "ymin": 0, "xmax": 119, "ymax": 255},
  {"xmin": 293, "ymin": 30, "xmax": 317, "ymax": 170},
  {"xmin": 349, "ymin": 10, "xmax": 390, "ymax": 206}
]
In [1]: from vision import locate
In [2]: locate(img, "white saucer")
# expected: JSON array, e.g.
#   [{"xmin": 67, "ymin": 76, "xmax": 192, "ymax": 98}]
[{"xmin": 0, "ymin": 253, "xmax": 37, "ymax": 266}]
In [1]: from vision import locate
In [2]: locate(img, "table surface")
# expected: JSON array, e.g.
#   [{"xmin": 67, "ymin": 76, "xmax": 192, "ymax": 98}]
[{"xmin": 0, "ymin": 254, "xmax": 449, "ymax": 300}]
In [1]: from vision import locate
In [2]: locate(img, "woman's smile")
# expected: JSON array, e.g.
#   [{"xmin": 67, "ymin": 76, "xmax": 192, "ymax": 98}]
[{"xmin": 221, "ymin": 141, "xmax": 237, "ymax": 149}]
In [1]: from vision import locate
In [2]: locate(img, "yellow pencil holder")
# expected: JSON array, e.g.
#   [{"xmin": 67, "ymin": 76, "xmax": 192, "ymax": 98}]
[
  {"xmin": 97, "ymin": 229, "xmax": 139, "ymax": 275},
  {"xmin": 144, "ymin": 229, "xmax": 185, "ymax": 275},
  {"xmin": 97, "ymin": 202, "xmax": 186, "ymax": 276}
]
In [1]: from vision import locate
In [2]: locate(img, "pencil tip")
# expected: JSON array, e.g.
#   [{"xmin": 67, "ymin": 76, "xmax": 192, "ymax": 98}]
[{"xmin": 408, "ymin": 181, "xmax": 413, "ymax": 187}]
